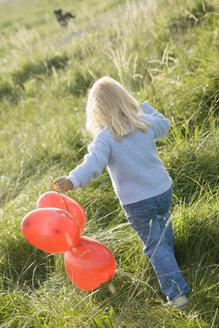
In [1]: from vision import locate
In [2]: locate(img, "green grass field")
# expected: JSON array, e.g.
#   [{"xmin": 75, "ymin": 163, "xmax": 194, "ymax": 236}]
[{"xmin": 0, "ymin": 0, "xmax": 218, "ymax": 327}]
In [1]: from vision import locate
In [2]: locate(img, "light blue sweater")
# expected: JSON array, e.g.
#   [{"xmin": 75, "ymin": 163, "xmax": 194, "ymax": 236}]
[{"xmin": 67, "ymin": 101, "xmax": 172, "ymax": 205}]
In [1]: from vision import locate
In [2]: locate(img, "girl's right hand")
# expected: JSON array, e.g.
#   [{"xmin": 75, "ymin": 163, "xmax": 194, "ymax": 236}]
[{"xmin": 53, "ymin": 176, "xmax": 74, "ymax": 192}]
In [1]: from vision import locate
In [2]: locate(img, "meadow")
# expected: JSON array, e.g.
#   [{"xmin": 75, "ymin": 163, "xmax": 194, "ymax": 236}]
[{"xmin": 0, "ymin": 0, "xmax": 218, "ymax": 327}]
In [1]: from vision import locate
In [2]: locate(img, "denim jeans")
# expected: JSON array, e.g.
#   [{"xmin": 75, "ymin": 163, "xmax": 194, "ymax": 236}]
[{"xmin": 123, "ymin": 185, "xmax": 189, "ymax": 301}]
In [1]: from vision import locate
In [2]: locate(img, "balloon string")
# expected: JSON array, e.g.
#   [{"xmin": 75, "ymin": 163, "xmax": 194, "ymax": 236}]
[{"xmin": 49, "ymin": 181, "xmax": 70, "ymax": 214}]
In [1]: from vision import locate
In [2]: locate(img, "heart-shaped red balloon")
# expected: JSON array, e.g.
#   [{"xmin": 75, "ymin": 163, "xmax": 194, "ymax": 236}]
[
  {"xmin": 64, "ymin": 236, "xmax": 116, "ymax": 290},
  {"xmin": 21, "ymin": 208, "xmax": 80, "ymax": 253},
  {"xmin": 36, "ymin": 191, "xmax": 86, "ymax": 232}
]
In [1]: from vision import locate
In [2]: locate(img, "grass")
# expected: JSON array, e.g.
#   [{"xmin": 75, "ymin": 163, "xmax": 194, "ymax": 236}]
[{"xmin": 0, "ymin": 0, "xmax": 218, "ymax": 327}]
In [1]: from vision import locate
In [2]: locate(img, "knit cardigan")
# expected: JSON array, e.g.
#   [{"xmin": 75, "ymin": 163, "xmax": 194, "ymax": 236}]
[{"xmin": 67, "ymin": 101, "xmax": 172, "ymax": 205}]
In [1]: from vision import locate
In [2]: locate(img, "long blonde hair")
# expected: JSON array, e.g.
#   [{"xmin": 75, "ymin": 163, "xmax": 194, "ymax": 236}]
[{"xmin": 86, "ymin": 76, "xmax": 151, "ymax": 141}]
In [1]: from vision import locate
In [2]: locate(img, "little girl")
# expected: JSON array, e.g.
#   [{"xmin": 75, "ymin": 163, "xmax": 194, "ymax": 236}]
[{"xmin": 54, "ymin": 76, "xmax": 189, "ymax": 308}]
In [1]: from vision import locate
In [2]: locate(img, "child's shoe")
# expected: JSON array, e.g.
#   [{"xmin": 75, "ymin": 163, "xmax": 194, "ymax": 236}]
[{"xmin": 167, "ymin": 295, "xmax": 188, "ymax": 309}]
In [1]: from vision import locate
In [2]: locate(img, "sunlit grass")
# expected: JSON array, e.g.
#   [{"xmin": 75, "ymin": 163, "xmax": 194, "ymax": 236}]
[{"xmin": 0, "ymin": 0, "xmax": 218, "ymax": 326}]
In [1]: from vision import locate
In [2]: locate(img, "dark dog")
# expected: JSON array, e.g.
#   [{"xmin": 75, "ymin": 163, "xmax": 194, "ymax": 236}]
[{"xmin": 54, "ymin": 9, "xmax": 75, "ymax": 27}]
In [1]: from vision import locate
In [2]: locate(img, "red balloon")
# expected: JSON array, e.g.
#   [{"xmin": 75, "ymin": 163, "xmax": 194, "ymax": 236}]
[
  {"xmin": 21, "ymin": 208, "xmax": 80, "ymax": 253},
  {"xmin": 64, "ymin": 236, "xmax": 116, "ymax": 290},
  {"xmin": 36, "ymin": 192, "xmax": 86, "ymax": 232}
]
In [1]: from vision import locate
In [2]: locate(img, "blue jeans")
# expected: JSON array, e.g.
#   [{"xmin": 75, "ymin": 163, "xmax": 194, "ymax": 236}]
[{"xmin": 123, "ymin": 185, "xmax": 189, "ymax": 301}]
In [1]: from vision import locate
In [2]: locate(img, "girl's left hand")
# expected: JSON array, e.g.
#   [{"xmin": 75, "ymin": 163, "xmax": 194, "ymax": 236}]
[{"xmin": 53, "ymin": 177, "xmax": 74, "ymax": 192}]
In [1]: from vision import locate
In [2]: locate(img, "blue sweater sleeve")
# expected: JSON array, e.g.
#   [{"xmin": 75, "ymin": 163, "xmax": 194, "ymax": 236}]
[
  {"xmin": 142, "ymin": 102, "xmax": 170, "ymax": 140},
  {"xmin": 67, "ymin": 135, "xmax": 110, "ymax": 189}
]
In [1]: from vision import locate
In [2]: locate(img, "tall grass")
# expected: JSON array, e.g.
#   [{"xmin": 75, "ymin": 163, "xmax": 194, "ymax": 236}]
[{"xmin": 0, "ymin": 0, "xmax": 218, "ymax": 327}]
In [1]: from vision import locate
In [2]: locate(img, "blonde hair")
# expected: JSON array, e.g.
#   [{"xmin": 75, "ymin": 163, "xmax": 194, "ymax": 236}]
[{"xmin": 86, "ymin": 76, "xmax": 151, "ymax": 141}]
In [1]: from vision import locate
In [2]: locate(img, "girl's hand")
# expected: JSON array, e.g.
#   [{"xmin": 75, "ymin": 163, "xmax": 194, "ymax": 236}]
[{"xmin": 53, "ymin": 177, "xmax": 74, "ymax": 192}]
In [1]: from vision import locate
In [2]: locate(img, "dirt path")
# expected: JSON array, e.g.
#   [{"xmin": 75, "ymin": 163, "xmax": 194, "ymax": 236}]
[{"xmin": 52, "ymin": 0, "xmax": 147, "ymax": 48}]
